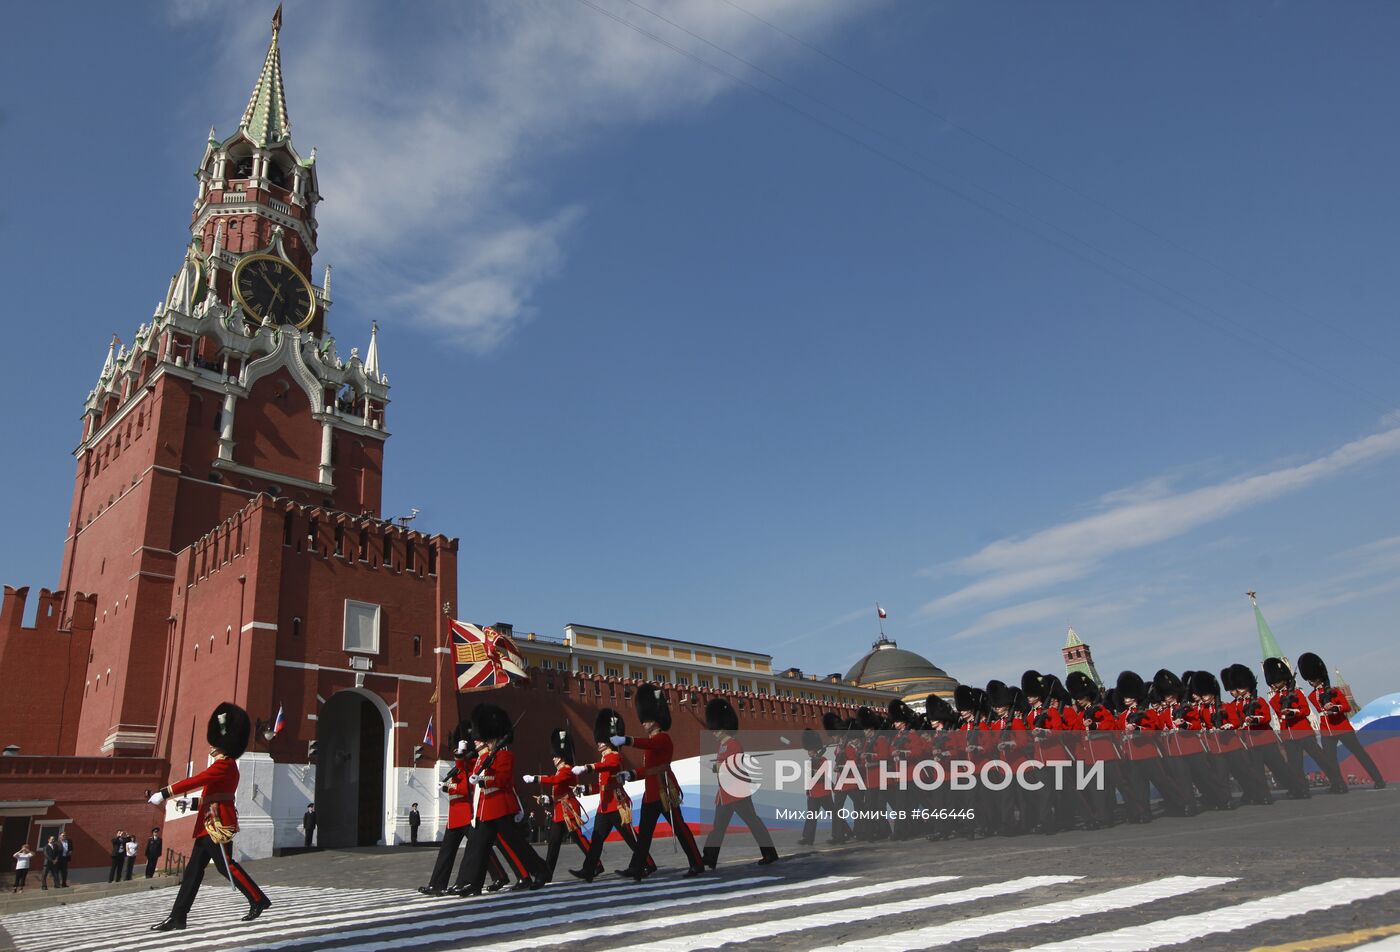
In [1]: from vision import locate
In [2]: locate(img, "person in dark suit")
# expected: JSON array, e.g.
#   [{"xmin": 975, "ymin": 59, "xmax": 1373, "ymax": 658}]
[
  {"xmin": 41, "ymin": 836, "xmax": 62, "ymax": 890},
  {"xmin": 408, "ymin": 803, "xmax": 421, "ymax": 845},
  {"xmin": 303, "ymin": 804, "xmax": 317, "ymax": 848},
  {"xmin": 145, "ymin": 828, "xmax": 163, "ymax": 878},
  {"xmin": 57, "ymin": 832, "xmax": 72, "ymax": 886},
  {"xmin": 109, "ymin": 831, "xmax": 128, "ymax": 882}
]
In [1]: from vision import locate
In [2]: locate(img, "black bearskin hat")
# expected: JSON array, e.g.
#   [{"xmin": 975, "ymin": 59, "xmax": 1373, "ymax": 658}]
[
  {"xmin": 471, "ymin": 703, "xmax": 512, "ymax": 743},
  {"xmin": 887, "ymin": 698, "xmax": 918, "ymax": 727},
  {"xmin": 1226, "ymin": 663, "xmax": 1257, "ymax": 694},
  {"xmin": 925, "ymin": 694, "xmax": 956, "ymax": 726},
  {"xmin": 1040, "ymin": 673, "xmax": 1071, "ymax": 706},
  {"xmin": 1297, "ymin": 652, "xmax": 1328, "ymax": 686},
  {"xmin": 1066, "ymin": 671, "xmax": 1099, "ymax": 701},
  {"xmin": 985, "ymin": 679, "xmax": 1015, "ymax": 710},
  {"xmin": 705, "ymin": 698, "xmax": 739, "ymax": 733},
  {"xmin": 1189, "ymin": 670, "xmax": 1221, "ymax": 699},
  {"xmin": 953, "ymin": 685, "xmax": 979, "ymax": 712},
  {"xmin": 635, "ymin": 684, "xmax": 672, "ymax": 730},
  {"xmin": 856, "ymin": 706, "xmax": 886, "ymax": 731},
  {"xmin": 551, "ymin": 728, "xmax": 575, "ymax": 764},
  {"xmin": 1262, "ymin": 657, "xmax": 1293, "ymax": 689},
  {"xmin": 1116, "ymin": 671, "xmax": 1147, "ymax": 704},
  {"xmin": 1021, "ymin": 670, "xmax": 1046, "ymax": 701},
  {"xmin": 207, "ymin": 702, "xmax": 251, "ymax": 759},
  {"xmin": 595, "ymin": 708, "xmax": 626, "ymax": 745},
  {"xmin": 801, "ymin": 728, "xmax": 823, "ymax": 752},
  {"xmin": 1153, "ymin": 669, "xmax": 1185, "ymax": 701},
  {"xmin": 822, "ymin": 711, "xmax": 847, "ymax": 734}
]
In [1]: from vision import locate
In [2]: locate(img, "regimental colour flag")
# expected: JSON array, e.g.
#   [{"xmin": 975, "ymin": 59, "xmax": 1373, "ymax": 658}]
[
  {"xmin": 877, "ymin": 605, "xmax": 887, "ymax": 620},
  {"xmin": 422, "ymin": 715, "xmax": 435, "ymax": 748},
  {"xmin": 272, "ymin": 705, "xmax": 286, "ymax": 736},
  {"xmin": 452, "ymin": 620, "xmax": 530, "ymax": 691}
]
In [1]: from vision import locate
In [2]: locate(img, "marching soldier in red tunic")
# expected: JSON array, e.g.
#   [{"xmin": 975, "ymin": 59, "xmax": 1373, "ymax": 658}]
[
  {"xmin": 455, "ymin": 704, "xmax": 551, "ymax": 895},
  {"xmin": 1158, "ymin": 669, "xmax": 1231, "ymax": 811},
  {"xmin": 1264, "ymin": 656, "xmax": 1346, "ymax": 794},
  {"xmin": 1224, "ymin": 662, "xmax": 1310, "ymax": 800},
  {"xmin": 572, "ymin": 708, "xmax": 651, "ymax": 882},
  {"xmin": 522, "ymin": 728, "xmax": 605, "ymax": 880},
  {"xmin": 1193, "ymin": 670, "xmax": 1271, "ymax": 805},
  {"xmin": 798, "ymin": 727, "xmax": 835, "ymax": 846},
  {"xmin": 421, "ymin": 724, "xmax": 512, "ymax": 895},
  {"xmin": 702, "ymin": 698, "xmax": 778, "ymax": 869},
  {"xmin": 1067, "ymin": 671, "xmax": 1120, "ymax": 828},
  {"xmin": 1299, "ymin": 651, "xmax": 1386, "ymax": 789},
  {"xmin": 823, "ymin": 712, "xmax": 857, "ymax": 844},
  {"xmin": 612, "ymin": 684, "xmax": 700, "ymax": 878},
  {"xmin": 149, "ymin": 703, "xmax": 271, "ymax": 931}
]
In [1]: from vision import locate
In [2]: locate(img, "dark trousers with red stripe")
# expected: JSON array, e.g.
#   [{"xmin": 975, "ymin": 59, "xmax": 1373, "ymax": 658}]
[
  {"xmin": 168, "ymin": 835, "xmax": 266, "ymax": 921},
  {"xmin": 459, "ymin": 817, "xmax": 548, "ymax": 892},
  {"xmin": 580, "ymin": 809, "xmax": 647, "ymax": 878},
  {"xmin": 431, "ymin": 825, "xmax": 511, "ymax": 890},
  {"xmin": 628, "ymin": 799, "xmax": 698, "ymax": 873},
  {"xmin": 1323, "ymin": 732, "xmax": 1386, "ymax": 786},
  {"xmin": 543, "ymin": 820, "xmax": 598, "ymax": 878}
]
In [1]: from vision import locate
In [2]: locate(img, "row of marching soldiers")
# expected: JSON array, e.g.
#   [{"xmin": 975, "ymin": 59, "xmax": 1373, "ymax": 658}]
[
  {"xmin": 420, "ymin": 685, "xmax": 778, "ymax": 896},
  {"xmin": 803, "ymin": 649, "xmax": 1384, "ymax": 843}
]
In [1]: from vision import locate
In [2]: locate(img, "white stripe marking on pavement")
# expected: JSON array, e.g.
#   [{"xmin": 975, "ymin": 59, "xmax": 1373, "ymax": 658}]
[
  {"xmin": 1020, "ymin": 878, "xmax": 1400, "ymax": 952},
  {"xmin": 460, "ymin": 876, "xmax": 968, "ymax": 952},
  {"xmin": 106, "ymin": 873, "xmax": 760, "ymax": 952},
  {"xmin": 607, "ymin": 876, "xmax": 1080, "ymax": 952},
  {"xmin": 806, "ymin": 876, "xmax": 1233, "ymax": 952},
  {"xmin": 257, "ymin": 876, "xmax": 847, "ymax": 952}
]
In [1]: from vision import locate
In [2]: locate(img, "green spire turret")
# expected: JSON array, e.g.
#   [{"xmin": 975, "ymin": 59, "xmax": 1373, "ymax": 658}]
[
  {"xmin": 239, "ymin": 5, "xmax": 290, "ymax": 147},
  {"xmin": 1248, "ymin": 592, "xmax": 1287, "ymax": 664}
]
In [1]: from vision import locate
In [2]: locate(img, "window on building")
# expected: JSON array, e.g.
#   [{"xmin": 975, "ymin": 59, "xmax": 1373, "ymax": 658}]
[
  {"xmin": 343, "ymin": 599, "xmax": 381, "ymax": 654},
  {"xmin": 580, "ymin": 663, "xmax": 595, "ymax": 676},
  {"xmin": 405, "ymin": 542, "xmax": 416, "ymax": 572},
  {"xmin": 676, "ymin": 675, "xmax": 690, "ymax": 687},
  {"xmin": 698, "ymin": 678, "xmax": 712, "ymax": 689},
  {"xmin": 358, "ymin": 527, "xmax": 369, "ymax": 561},
  {"xmin": 427, "ymin": 544, "xmax": 437, "ymax": 576},
  {"xmin": 605, "ymin": 667, "xmax": 621, "ymax": 678},
  {"xmin": 540, "ymin": 659, "xmax": 552, "ymax": 670},
  {"xmin": 292, "ymin": 616, "xmax": 302, "ymax": 638},
  {"xmin": 334, "ymin": 524, "xmax": 344, "ymax": 556},
  {"xmin": 719, "ymin": 681, "xmax": 732, "ymax": 692},
  {"xmin": 412, "ymin": 635, "xmax": 421, "ymax": 657}
]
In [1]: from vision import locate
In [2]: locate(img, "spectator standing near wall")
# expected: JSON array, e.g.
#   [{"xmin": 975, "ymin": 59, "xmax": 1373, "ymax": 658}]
[{"xmin": 12, "ymin": 845, "xmax": 33, "ymax": 893}]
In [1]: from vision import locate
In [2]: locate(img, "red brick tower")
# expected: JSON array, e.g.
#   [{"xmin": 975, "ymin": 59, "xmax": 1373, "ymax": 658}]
[{"xmin": 60, "ymin": 8, "xmax": 391, "ymax": 757}]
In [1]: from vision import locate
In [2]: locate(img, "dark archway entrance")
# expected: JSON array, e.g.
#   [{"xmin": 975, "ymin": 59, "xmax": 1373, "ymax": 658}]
[{"xmin": 314, "ymin": 691, "xmax": 386, "ymax": 848}]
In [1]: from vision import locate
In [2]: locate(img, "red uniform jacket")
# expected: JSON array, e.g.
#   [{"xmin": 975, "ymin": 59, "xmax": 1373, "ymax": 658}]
[
  {"xmin": 1309, "ymin": 686, "xmax": 1353, "ymax": 734},
  {"xmin": 715, "ymin": 736, "xmax": 749, "ymax": 805},
  {"xmin": 1049, "ymin": 705, "xmax": 1081, "ymax": 763},
  {"xmin": 537, "ymin": 764, "xmax": 582, "ymax": 823},
  {"xmin": 1270, "ymin": 689, "xmax": 1313, "ymax": 739},
  {"xmin": 630, "ymin": 731, "xmax": 679, "ymax": 805},
  {"xmin": 1170, "ymin": 705, "xmax": 1205, "ymax": 756},
  {"xmin": 475, "ymin": 747, "xmax": 522, "ymax": 822},
  {"xmin": 834, "ymin": 740, "xmax": 863, "ymax": 792},
  {"xmin": 1201, "ymin": 701, "xmax": 1243, "ymax": 753},
  {"xmin": 862, "ymin": 734, "xmax": 892, "ymax": 790},
  {"xmin": 166, "ymin": 756, "xmax": 240, "ymax": 841},
  {"xmin": 807, "ymin": 752, "xmax": 831, "ymax": 799},
  {"xmin": 1235, "ymin": 696, "xmax": 1278, "ymax": 746},
  {"xmin": 1081, "ymin": 704, "xmax": 1120, "ymax": 763},
  {"xmin": 586, "ymin": 749, "xmax": 629, "ymax": 814},
  {"xmin": 445, "ymin": 754, "xmax": 476, "ymax": 829}
]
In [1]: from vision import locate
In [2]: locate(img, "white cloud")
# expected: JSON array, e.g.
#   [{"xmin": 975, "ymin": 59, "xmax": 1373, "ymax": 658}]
[
  {"xmin": 949, "ymin": 595, "xmax": 1080, "ymax": 642},
  {"xmin": 923, "ymin": 425, "xmax": 1400, "ymax": 616},
  {"xmin": 177, "ymin": 0, "xmax": 877, "ymax": 352}
]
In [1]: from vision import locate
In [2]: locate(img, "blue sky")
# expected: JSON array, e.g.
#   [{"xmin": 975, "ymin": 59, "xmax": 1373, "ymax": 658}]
[{"xmin": 3, "ymin": 1, "xmax": 1398, "ymax": 704}]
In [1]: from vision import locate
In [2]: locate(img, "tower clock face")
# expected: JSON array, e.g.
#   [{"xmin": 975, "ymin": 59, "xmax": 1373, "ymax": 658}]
[{"xmin": 233, "ymin": 254, "xmax": 316, "ymax": 329}]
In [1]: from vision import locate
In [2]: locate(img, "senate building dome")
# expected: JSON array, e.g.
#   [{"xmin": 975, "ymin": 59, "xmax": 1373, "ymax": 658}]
[{"xmin": 845, "ymin": 636, "xmax": 958, "ymax": 709}]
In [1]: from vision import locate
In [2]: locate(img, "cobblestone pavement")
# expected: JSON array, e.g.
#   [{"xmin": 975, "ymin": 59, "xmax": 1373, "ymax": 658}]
[{"xmin": 2, "ymin": 787, "xmax": 1397, "ymax": 952}]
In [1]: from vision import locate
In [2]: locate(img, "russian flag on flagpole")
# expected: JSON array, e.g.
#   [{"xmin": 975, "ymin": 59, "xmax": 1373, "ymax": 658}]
[
  {"xmin": 877, "ymin": 604, "xmax": 887, "ymax": 620},
  {"xmin": 272, "ymin": 705, "xmax": 286, "ymax": 736},
  {"xmin": 422, "ymin": 715, "xmax": 435, "ymax": 748}
]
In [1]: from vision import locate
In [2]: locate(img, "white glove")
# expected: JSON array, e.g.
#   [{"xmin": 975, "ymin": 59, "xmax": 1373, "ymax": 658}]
[
  {"xmin": 571, "ymin": 765, "xmax": 588, "ymax": 776},
  {"xmin": 148, "ymin": 791, "xmax": 166, "ymax": 806},
  {"xmin": 456, "ymin": 740, "xmax": 469, "ymax": 756},
  {"xmin": 468, "ymin": 773, "xmax": 483, "ymax": 786},
  {"xmin": 522, "ymin": 774, "xmax": 536, "ymax": 784},
  {"xmin": 617, "ymin": 770, "xmax": 633, "ymax": 782},
  {"xmin": 611, "ymin": 735, "xmax": 629, "ymax": 747}
]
